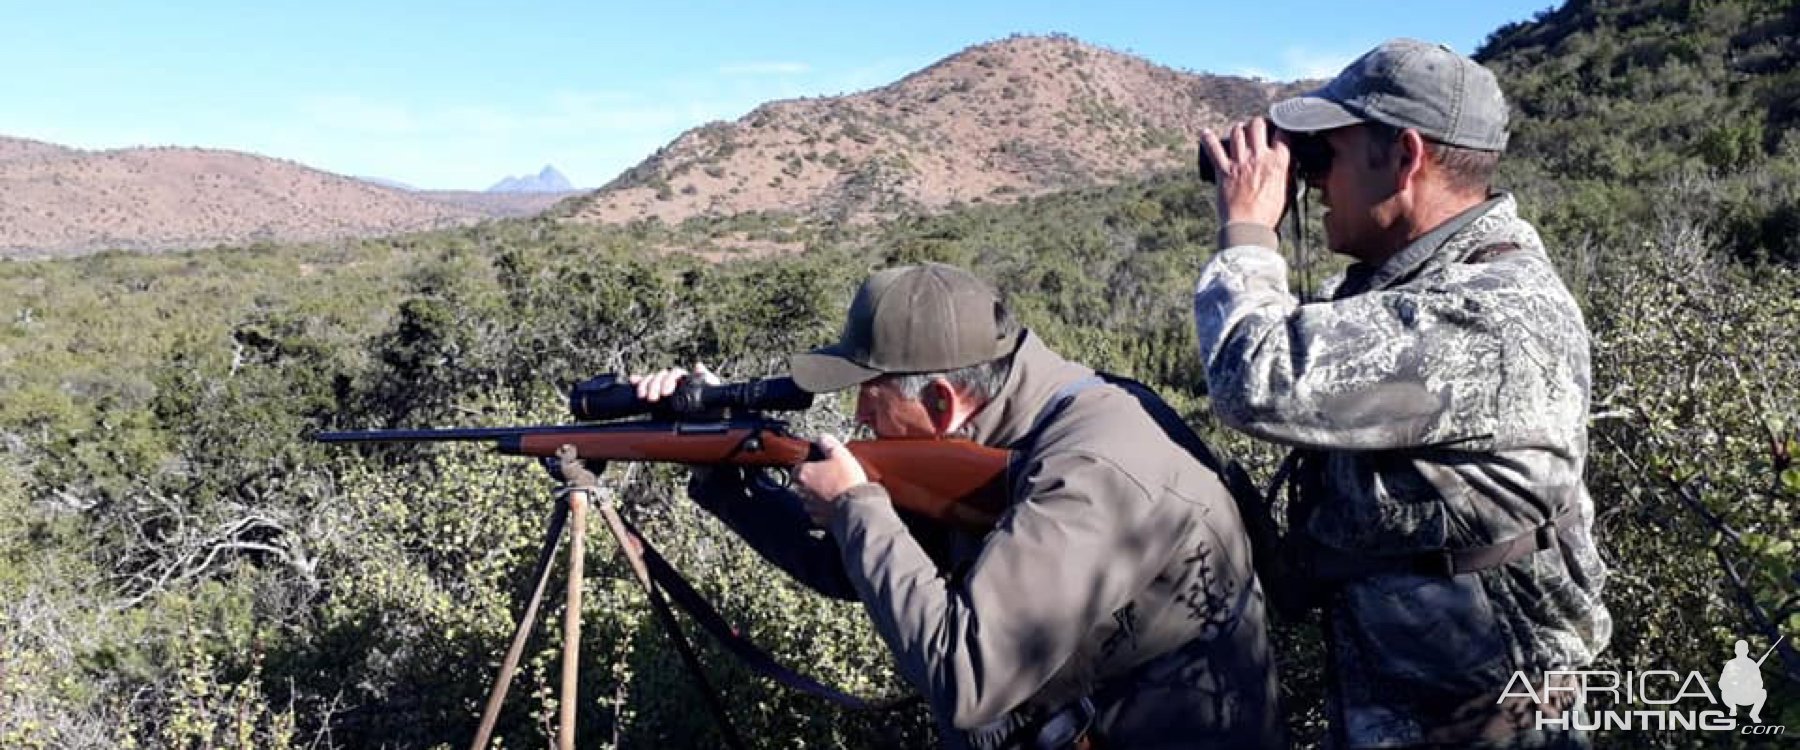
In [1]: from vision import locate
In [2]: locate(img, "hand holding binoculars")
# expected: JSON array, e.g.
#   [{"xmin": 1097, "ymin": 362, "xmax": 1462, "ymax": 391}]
[{"xmin": 1196, "ymin": 128, "xmax": 1332, "ymax": 185}]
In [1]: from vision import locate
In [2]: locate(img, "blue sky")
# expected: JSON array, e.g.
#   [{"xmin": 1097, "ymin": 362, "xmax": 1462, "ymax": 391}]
[{"xmin": 2, "ymin": 1, "xmax": 1555, "ymax": 191}]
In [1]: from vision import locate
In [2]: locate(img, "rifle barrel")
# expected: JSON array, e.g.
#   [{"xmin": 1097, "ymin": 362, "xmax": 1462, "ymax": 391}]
[
  {"xmin": 312, "ymin": 419, "xmax": 771, "ymax": 445},
  {"xmin": 313, "ymin": 426, "xmax": 599, "ymax": 443}
]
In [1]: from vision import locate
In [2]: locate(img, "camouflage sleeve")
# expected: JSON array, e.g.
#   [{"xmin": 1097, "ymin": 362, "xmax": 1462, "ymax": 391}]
[{"xmin": 1193, "ymin": 244, "xmax": 1505, "ymax": 451}]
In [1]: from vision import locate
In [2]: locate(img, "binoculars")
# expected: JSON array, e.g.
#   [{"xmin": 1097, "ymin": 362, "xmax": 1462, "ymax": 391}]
[{"xmin": 1197, "ymin": 130, "xmax": 1333, "ymax": 185}]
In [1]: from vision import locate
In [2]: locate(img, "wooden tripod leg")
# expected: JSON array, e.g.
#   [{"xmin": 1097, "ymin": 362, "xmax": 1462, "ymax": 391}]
[
  {"xmin": 469, "ymin": 499, "xmax": 570, "ymax": 750},
  {"xmin": 559, "ymin": 489, "xmax": 591, "ymax": 750}
]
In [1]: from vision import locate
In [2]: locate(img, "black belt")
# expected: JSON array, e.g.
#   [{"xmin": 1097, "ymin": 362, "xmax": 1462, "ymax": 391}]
[{"xmin": 1309, "ymin": 509, "xmax": 1581, "ymax": 581}]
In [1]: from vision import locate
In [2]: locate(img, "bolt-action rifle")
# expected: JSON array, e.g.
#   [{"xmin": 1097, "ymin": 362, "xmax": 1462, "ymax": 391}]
[{"xmin": 313, "ymin": 374, "xmax": 1012, "ymax": 533}]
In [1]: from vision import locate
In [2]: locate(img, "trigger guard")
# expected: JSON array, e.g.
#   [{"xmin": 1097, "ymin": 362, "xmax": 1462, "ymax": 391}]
[{"xmin": 752, "ymin": 466, "xmax": 793, "ymax": 490}]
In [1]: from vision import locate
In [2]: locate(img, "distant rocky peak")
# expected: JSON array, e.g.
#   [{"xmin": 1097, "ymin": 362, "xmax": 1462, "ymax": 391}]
[{"xmin": 488, "ymin": 165, "xmax": 573, "ymax": 193}]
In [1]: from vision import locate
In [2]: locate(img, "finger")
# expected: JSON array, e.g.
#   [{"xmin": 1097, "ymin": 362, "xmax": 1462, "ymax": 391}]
[
  {"xmin": 1230, "ymin": 122, "xmax": 1248, "ymax": 162},
  {"xmin": 1270, "ymin": 127, "xmax": 1294, "ymax": 157},
  {"xmin": 692, "ymin": 362, "xmax": 722, "ymax": 387},
  {"xmin": 663, "ymin": 369, "xmax": 690, "ymax": 397},
  {"xmin": 816, "ymin": 433, "xmax": 843, "ymax": 457},
  {"xmin": 648, "ymin": 369, "xmax": 687, "ymax": 401},
  {"xmin": 1247, "ymin": 117, "xmax": 1270, "ymax": 156},
  {"xmin": 791, "ymin": 463, "xmax": 819, "ymax": 498},
  {"xmin": 1199, "ymin": 130, "xmax": 1230, "ymax": 175},
  {"xmin": 633, "ymin": 370, "xmax": 664, "ymax": 400},
  {"xmin": 643, "ymin": 370, "xmax": 669, "ymax": 401}
]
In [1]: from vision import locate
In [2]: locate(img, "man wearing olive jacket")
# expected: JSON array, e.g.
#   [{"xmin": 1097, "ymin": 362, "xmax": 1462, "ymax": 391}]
[{"xmin": 645, "ymin": 263, "xmax": 1281, "ymax": 749}]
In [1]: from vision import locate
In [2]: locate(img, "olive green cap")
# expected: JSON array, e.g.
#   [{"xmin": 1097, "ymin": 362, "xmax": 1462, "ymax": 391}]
[{"xmin": 789, "ymin": 263, "xmax": 1017, "ymax": 393}]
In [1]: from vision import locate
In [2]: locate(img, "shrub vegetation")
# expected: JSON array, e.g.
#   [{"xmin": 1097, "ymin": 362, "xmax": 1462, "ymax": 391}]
[{"xmin": 1, "ymin": 0, "xmax": 1795, "ymax": 746}]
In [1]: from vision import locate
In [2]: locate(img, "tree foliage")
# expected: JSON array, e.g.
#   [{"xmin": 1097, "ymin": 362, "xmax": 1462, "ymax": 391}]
[{"xmin": 1, "ymin": 1, "xmax": 1797, "ymax": 746}]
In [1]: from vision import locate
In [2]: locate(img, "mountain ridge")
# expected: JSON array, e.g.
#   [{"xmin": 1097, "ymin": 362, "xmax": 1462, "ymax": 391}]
[
  {"xmin": 0, "ymin": 33, "xmax": 1305, "ymax": 258},
  {"xmin": 563, "ymin": 34, "xmax": 1305, "ymax": 227},
  {"xmin": 488, "ymin": 165, "xmax": 574, "ymax": 193},
  {"xmin": 0, "ymin": 139, "xmax": 570, "ymax": 258}
]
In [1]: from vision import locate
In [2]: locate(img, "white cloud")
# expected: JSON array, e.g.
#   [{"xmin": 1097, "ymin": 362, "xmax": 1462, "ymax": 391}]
[{"xmin": 1235, "ymin": 47, "xmax": 1357, "ymax": 82}]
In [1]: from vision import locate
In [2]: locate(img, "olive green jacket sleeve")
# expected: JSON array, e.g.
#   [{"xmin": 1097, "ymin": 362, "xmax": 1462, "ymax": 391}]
[{"xmin": 825, "ymin": 450, "xmax": 1176, "ymax": 730}]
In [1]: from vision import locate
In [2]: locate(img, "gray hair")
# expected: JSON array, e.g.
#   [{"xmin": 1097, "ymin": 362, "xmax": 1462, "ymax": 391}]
[
  {"xmin": 886, "ymin": 301, "xmax": 1022, "ymax": 405},
  {"xmin": 1364, "ymin": 121, "xmax": 1500, "ymax": 196},
  {"xmin": 888, "ymin": 357, "xmax": 1014, "ymax": 405}
]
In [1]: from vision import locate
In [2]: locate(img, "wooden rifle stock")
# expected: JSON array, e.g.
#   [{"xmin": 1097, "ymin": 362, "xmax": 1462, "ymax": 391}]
[{"xmin": 316, "ymin": 420, "xmax": 1013, "ymax": 534}]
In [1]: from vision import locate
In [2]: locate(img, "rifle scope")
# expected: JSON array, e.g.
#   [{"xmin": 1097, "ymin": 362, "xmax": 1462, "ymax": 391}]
[{"xmin": 568, "ymin": 374, "xmax": 815, "ymax": 421}]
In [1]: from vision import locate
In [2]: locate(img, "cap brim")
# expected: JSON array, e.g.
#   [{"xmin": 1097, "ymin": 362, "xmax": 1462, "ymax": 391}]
[
  {"xmin": 1269, "ymin": 96, "xmax": 1367, "ymax": 134},
  {"xmin": 789, "ymin": 346, "xmax": 884, "ymax": 393}
]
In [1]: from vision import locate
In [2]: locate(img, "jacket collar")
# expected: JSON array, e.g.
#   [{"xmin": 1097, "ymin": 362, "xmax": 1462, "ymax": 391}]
[
  {"xmin": 962, "ymin": 331, "xmax": 1094, "ymax": 448},
  {"xmin": 1336, "ymin": 193, "xmax": 1512, "ymax": 299}
]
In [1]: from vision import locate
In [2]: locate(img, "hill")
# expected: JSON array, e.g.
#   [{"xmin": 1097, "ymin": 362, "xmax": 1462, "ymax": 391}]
[
  {"xmin": 2, "ymin": 8, "xmax": 1796, "ymax": 747},
  {"xmin": 0, "ymin": 135, "xmax": 79, "ymax": 163},
  {"xmin": 0, "ymin": 35, "xmax": 1297, "ymax": 258},
  {"xmin": 0, "ymin": 138, "xmax": 538, "ymax": 258},
  {"xmin": 562, "ymin": 34, "xmax": 1302, "ymax": 226}
]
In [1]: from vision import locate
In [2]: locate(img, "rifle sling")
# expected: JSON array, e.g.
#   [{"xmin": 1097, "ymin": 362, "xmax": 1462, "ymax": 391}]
[{"xmin": 620, "ymin": 515, "xmax": 920, "ymax": 712}]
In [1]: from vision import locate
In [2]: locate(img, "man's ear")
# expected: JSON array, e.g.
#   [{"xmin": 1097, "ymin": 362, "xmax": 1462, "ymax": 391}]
[
  {"xmin": 922, "ymin": 378, "xmax": 960, "ymax": 436},
  {"xmin": 1396, "ymin": 128, "xmax": 1429, "ymax": 189}
]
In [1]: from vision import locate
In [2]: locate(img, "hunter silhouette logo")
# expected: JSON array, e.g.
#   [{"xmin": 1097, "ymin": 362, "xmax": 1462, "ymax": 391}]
[
  {"xmin": 1500, "ymin": 633, "xmax": 1789, "ymax": 735},
  {"xmin": 1720, "ymin": 636, "xmax": 1783, "ymax": 725}
]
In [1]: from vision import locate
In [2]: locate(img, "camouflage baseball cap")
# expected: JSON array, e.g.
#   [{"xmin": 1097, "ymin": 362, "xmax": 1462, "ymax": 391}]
[
  {"xmin": 789, "ymin": 263, "xmax": 1018, "ymax": 393},
  {"xmin": 1270, "ymin": 38, "xmax": 1509, "ymax": 151}
]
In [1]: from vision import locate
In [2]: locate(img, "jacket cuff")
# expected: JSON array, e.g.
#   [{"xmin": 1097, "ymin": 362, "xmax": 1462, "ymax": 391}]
[
  {"xmin": 1219, "ymin": 221, "xmax": 1279, "ymax": 251},
  {"xmin": 827, "ymin": 482, "xmax": 899, "ymax": 539}
]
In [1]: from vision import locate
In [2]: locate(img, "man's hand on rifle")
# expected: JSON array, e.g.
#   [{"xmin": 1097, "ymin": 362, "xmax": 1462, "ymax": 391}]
[
  {"xmin": 630, "ymin": 362, "xmax": 721, "ymax": 402},
  {"xmin": 794, "ymin": 434, "xmax": 871, "ymax": 527},
  {"xmin": 631, "ymin": 363, "xmax": 725, "ymax": 484}
]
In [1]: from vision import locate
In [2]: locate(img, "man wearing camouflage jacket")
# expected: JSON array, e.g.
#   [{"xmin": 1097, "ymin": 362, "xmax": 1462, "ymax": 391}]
[{"xmin": 1193, "ymin": 39, "xmax": 1612, "ymax": 748}]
